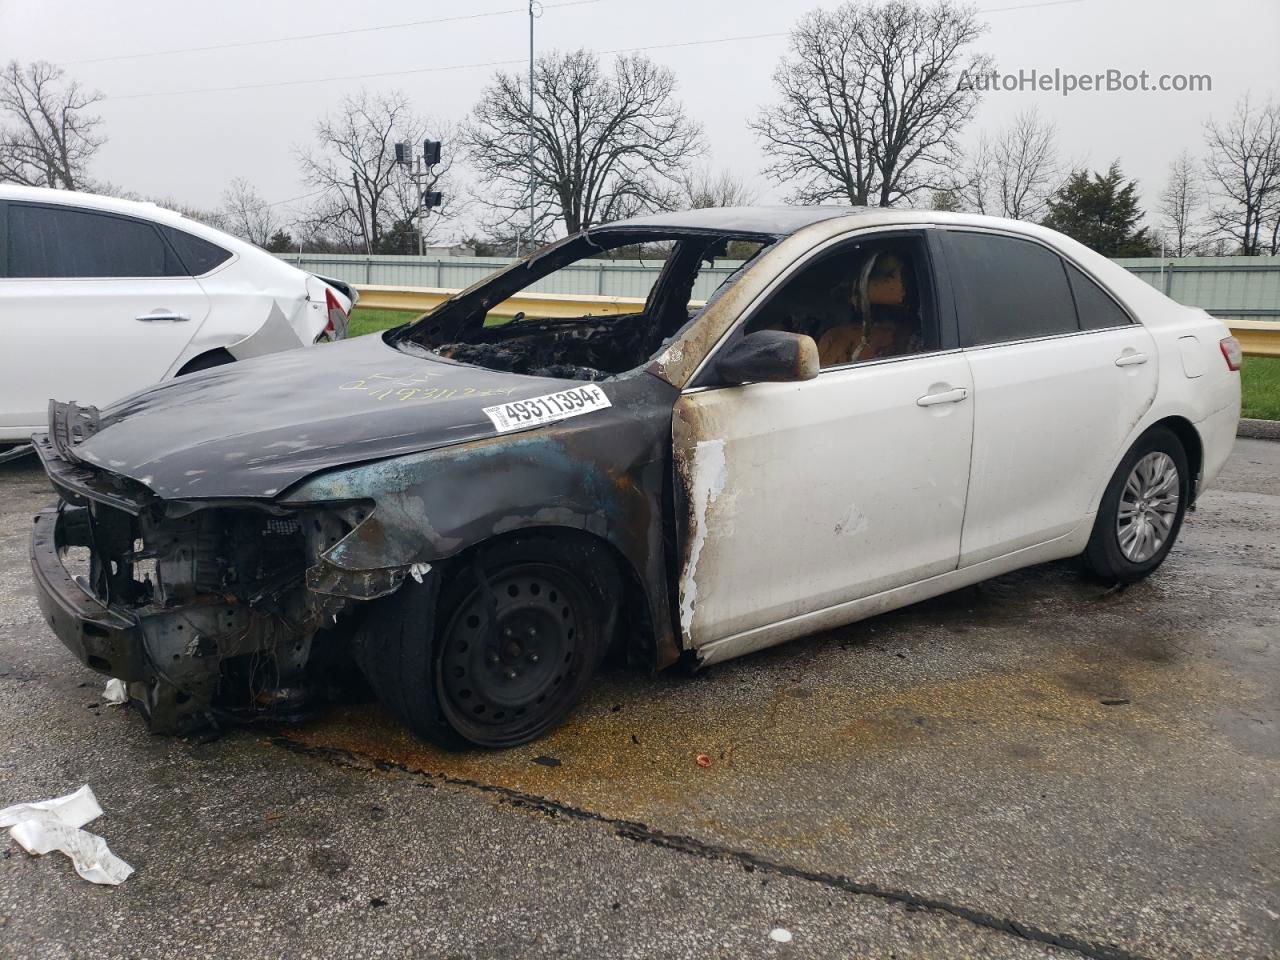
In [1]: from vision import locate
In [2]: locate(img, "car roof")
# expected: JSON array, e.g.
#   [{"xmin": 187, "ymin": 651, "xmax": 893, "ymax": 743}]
[
  {"xmin": 0, "ymin": 183, "xmax": 274, "ymax": 265},
  {"xmin": 0, "ymin": 183, "xmax": 198, "ymax": 226},
  {"xmin": 604, "ymin": 205, "xmax": 869, "ymax": 236}
]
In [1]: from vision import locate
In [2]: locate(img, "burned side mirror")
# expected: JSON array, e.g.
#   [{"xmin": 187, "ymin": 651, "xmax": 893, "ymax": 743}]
[{"xmin": 714, "ymin": 330, "xmax": 820, "ymax": 385}]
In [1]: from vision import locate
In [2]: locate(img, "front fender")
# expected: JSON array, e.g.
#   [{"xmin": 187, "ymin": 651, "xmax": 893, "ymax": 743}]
[{"xmin": 282, "ymin": 375, "xmax": 680, "ymax": 668}]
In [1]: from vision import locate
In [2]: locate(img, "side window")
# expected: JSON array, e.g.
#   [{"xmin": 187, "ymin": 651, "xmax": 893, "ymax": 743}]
[
  {"xmin": 162, "ymin": 226, "xmax": 232, "ymax": 275},
  {"xmin": 1065, "ymin": 262, "xmax": 1132, "ymax": 330},
  {"xmin": 7, "ymin": 203, "xmax": 185, "ymax": 279},
  {"xmin": 745, "ymin": 234, "xmax": 936, "ymax": 369},
  {"xmin": 945, "ymin": 231, "xmax": 1077, "ymax": 347}
]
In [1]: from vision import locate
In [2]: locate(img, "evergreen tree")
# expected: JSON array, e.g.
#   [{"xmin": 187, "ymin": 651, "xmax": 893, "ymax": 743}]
[
  {"xmin": 1041, "ymin": 161, "xmax": 1156, "ymax": 257},
  {"xmin": 264, "ymin": 228, "xmax": 294, "ymax": 253}
]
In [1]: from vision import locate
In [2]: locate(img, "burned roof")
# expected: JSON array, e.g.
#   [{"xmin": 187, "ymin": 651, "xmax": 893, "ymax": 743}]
[{"xmin": 601, "ymin": 205, "xmax": 868, "ymax": 238}]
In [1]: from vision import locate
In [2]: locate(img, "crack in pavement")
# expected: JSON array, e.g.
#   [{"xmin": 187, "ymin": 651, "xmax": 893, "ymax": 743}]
[{"xmin": 270, "ymin": 735, "xmax": 1149, "ymax": 960}]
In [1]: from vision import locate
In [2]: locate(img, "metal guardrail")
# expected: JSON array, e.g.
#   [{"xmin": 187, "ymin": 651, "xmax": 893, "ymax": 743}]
[
  {"xmin": 354, "ymin": 282, "xmax": 1280, "ymax": 358},
  {"xmin": 1227, "ymin": 320, "xmax": 1280, "ymax": 358}
]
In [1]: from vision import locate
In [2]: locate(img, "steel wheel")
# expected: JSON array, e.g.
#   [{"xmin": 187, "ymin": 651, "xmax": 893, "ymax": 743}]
[
  {"xmin": 437, "ymin": 562, "xmax": 591, "ymax": 747},
  {"xmin": 1116, "ymin": 451, "xmax": 1181, "ymax": 563}
]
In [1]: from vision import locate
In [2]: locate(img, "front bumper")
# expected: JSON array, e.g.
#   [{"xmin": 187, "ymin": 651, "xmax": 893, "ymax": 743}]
[{"xmin": 30, "ymin": 508, "xmax": 149, "ymax": 681}]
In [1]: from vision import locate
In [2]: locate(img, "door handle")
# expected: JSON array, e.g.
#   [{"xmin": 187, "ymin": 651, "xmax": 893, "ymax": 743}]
[
  {"xmin": 1114, "ymin": 352, "xmax": 1148, "ymax": 367},
  {"xmin": 135, "ymin": 313, "xmax": 191, "ymax": 322},
  {"xmin": 916, "ymin": 387, "xmax": 969, "ymax": 407}
]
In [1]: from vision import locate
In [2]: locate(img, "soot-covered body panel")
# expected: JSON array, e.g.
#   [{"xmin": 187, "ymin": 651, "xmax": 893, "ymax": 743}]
[
  {"xmin": 66, "ymin": 333, "xmax": 628, "ymax": 501},
  {"xmin": 31, "ymin": 342, "xmax": 682, "ymax": 732}
]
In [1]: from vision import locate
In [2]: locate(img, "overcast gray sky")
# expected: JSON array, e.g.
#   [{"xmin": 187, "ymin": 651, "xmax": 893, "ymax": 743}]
[{"xmin": 2, "ymin": 0, "xmax": 1277, "ymax": 238}]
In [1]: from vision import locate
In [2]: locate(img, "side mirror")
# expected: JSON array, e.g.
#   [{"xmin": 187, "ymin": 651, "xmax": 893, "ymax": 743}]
[{"xmin": 714, "ymin": 330, "xmax": 820, "ymax": 385}]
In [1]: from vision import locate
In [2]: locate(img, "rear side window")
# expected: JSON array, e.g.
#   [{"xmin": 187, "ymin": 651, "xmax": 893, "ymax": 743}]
[
  {"xmin": 162, "ymin": 226, "xmax": 232, "ymax": 275},
  {"xmin": 1065, "ymin": 262, "xmax": 1132, "ymax": 330},
  {"xmin": 7, "ymin": 203, "xmax": 186, "ymax": 278},
  {"xmin": 945, "ymin": 231, "xmax": 1078, "ymax": 347}
]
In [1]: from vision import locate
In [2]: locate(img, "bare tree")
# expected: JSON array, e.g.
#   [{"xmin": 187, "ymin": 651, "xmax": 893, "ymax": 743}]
[
  {"xmin": 752, "ymin": 1, "xmax": 989, "ymax": 208},
  {"xmin": 1157, "ymin": 150, "xmax": 1204, "ymax": 257},
  {"xmin": 959, "ymin": 109, "xmax": 1059, "ymax": 219},
  {"xmin": 464, "ymin": 49, "xmax": 702, "ymax": 239},
  {"xmin": 296, "ymin": 89, "xmax": 454, "ymax": 252},
  {"xmin": 219, "ymin": 177, "xmax": 276, "ymax": 247},
  {"xmin": 0, "ymin": 60, "xmax": 104, "ymax": 189},
  {"xmin": 1203, "ymin": 94, "xmax": 1280, "ymax": 256},
  {"xmin": 674, "ymin": 166, "xmax": 759, "ymax": 209}
]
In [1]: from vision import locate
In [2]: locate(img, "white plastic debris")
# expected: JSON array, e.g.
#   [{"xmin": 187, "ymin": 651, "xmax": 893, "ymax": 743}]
[
  {"xmin": 102, "ymin": 678, "xmax": 128, "ymax": 705},
  {"xmin": 769, "ymin": 928, "xmax": 793, "ymax": 944},
  {"xmin": 409, "ymin": 562, "xmax": 432, "ymax": 584},
  {"xmin": 0, "ymin": 785, "xmax": 133, "ymax": 885}
]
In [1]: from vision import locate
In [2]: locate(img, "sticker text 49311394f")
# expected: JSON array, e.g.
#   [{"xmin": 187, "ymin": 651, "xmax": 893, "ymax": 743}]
[{"xmin": 482, "ymin": 384, "xmax": 611, "ymax": 433}]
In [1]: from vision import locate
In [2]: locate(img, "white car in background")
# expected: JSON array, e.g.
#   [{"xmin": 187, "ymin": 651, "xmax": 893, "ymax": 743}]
[{"xmin": 0, "ymin": 185, "xmax": 355, "ymax": 444}]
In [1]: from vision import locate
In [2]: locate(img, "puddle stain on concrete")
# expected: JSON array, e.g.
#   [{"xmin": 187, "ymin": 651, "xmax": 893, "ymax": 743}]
[{"xmin": 284, "ymin": 623, "xmax": 1262, "ymax": 855}]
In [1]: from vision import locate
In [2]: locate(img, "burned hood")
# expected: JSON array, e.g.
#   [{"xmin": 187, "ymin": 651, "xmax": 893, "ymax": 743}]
[{"xmin": 71, "ymin": 334, "xmax": 611, "ymax": 500}]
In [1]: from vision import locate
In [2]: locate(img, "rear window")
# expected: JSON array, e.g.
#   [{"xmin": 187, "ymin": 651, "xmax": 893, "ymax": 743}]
[
  {"xmin": 162, "ymin": 226, "xmax": 233, "ymax": 275},
  {"xmin": 945, "ymin": 231, "xmax": 1078, "ymax": 347},
  {"xmin": 1065, "ymin": 262, "xmax": 1132, "ymax": 330},
  {"xmin": 7, "ymin": 203, "xmax": 185, "ymax": 279}
]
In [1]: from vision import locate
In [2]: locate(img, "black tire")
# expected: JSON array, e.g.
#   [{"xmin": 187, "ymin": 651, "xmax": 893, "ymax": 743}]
[
  {"xmin": 355, "ymin": 534, "xmax": 618, "ymax": 750},
  {"xmin": 1082, "ymin": 426, "xmax": 1190, "ymax": 583}
]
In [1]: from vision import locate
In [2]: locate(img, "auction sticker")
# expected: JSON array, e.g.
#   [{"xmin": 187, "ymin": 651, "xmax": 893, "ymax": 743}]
[{"xmin": 482, "ymin": 384, "xmax": 612, "ymax": 433}]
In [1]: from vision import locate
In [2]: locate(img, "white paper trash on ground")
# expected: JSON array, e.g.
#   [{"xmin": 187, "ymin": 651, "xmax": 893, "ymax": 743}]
[
  {"xmin": 102, "ymin": 678, "xmax": 128, "ymax": 705},
  {"xmin": 0, "ymin": 785, "xmax": 134, "ymax": 885}
]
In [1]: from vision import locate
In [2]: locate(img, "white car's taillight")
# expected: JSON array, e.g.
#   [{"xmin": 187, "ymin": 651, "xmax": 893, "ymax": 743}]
[
  {"xmin": 322, "ymin": 287, "xmax": 349, "ymax": 341},
  {"xmin": 1219, "ymin": 336, "xmax": 1243, "ymax": 371}
]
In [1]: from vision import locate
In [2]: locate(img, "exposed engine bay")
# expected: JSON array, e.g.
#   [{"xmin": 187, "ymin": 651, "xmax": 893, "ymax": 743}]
[
  {"xmin": 40, "ymin": 466, "xmax": 368, "ymax": 733},
  {"xmin": 434, "ymin": 312, "xmax": 670, "ymax": 382},
  {"xmin": 399, "ymin": 228, "xmax": 769, "ymax": 381}
]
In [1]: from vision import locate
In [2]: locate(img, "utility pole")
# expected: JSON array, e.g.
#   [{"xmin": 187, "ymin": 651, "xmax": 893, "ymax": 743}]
[
  {"xmin": 528, "ymin": 0, "xmax": 538, "ymax": 256},
  {"xmin": 352, "ymin": 171, "xmax": 371, "ymax": 254}
]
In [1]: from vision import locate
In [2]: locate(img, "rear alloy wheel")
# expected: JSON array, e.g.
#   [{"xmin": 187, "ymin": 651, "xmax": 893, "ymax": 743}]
[
  {"xmin": 437, "ymin": 561, "xmax": 597, "ymax": 747},
  {"xmin": 1083, "ymin": 426, "xmax": 1190, "ymax": 583},
  {"xmin": 1115, "ymin": 451, "xmax": 1181, "ymax": 563}
]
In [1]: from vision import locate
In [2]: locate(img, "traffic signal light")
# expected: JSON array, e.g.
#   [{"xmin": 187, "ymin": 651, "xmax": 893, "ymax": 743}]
[
  {"xmin": 423, "ymin": 140, "xmax": 442, "ymax": 166},
  {"xmin": 422, "ymin": 191, "xmax": 443, "ymax": 209}
]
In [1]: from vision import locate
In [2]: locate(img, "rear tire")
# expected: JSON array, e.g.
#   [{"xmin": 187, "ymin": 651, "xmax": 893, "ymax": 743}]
[
  {"xmin": 355, "ymin": 534, "xmax": 617, "ymax": 750},
  {"xmin": 1082, "ymin": 426, "xmax": 1189, "ymax": 583}
]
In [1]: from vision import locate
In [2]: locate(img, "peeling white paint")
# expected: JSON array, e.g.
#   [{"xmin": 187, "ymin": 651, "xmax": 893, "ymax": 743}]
[{"xmin": 678, "ymin": 438, "xmax": 728, "ymax": 642}]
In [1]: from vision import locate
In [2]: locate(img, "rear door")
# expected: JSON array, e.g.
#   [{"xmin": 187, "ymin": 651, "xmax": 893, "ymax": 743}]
[
  {"xmin": 941, "ymin": 229, "xmax": 1158, "ymax": 566},
  {"xmin": 0, "ymin": 201, "xmax": 210, "ymax": 433}
]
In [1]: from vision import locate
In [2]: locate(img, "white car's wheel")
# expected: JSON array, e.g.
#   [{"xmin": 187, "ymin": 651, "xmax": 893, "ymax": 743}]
[{"xmin": 1083, "ymin": 426, "xmax": 1189, "ymax": 582}]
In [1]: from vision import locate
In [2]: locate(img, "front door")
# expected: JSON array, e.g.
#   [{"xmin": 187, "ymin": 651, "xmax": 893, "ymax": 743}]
[{"xmin": 673, "ymin": 229, "xmax": 974, "ymax": 655}]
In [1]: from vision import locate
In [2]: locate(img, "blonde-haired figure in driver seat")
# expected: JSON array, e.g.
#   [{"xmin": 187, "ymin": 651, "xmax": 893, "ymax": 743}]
[{"xmin": 817, "ymin": 253, "xmax": 914, "ymax": 367}]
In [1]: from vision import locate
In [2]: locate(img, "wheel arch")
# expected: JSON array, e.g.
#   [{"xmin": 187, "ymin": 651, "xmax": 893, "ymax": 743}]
[
  {"xmin": 1149, "ymin": 415, "xmax": 1204, "ymax": 503},
  {"xmin": 174, "ymin": 347, "xmax": 236, "ymax": 377}
]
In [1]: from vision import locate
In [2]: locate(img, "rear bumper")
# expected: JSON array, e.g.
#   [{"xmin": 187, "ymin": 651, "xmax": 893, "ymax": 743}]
[{"xmin": 29, "ymin": 508, "xmax": 149, "ymax": 681}]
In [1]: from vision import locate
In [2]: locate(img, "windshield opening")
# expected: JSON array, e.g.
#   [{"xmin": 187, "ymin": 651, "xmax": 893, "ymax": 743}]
[{"xmin": 393, "ymin": 229, "xmax": 772, "ymax": 381}]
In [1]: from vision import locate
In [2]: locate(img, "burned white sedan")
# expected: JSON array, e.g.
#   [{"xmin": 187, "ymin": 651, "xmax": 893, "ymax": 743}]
[{"xmin": 30, "ymin": 208, "xmax": 1241, "ymax": 748}]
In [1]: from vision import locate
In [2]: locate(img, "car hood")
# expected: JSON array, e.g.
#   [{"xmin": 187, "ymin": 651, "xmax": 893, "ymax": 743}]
[{"xmin": 72, "ymin": 334, "xmax": 594, "ymax": 500}]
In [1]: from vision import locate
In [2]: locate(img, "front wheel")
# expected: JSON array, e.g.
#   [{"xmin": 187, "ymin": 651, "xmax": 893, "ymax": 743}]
[
  {"xmin": 357, "ymin": 534, "xmax": 616, "ymax": 750},
  {"xmin": 1083, "ymin": 426, "xmax": 1190, "ymax": 583}
]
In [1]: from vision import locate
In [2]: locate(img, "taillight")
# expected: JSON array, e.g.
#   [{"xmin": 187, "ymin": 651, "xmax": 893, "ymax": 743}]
[
  {"xmin": 323, "ymin": 287, "xmax": 348, "ymax": 341},
  {"xmin": 1219, "ymin": 336, "xmax": 1243, "ymax": 371}
]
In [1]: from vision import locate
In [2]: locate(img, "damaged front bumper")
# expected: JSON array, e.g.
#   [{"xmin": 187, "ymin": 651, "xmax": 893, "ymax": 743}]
[
  {"xmin": 31, "ymin": 508, "xmax": 149, "ymax": 682},
  {"xmin": 28, "ymin": 433, "xmax": 395, "ymax": 734}
]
